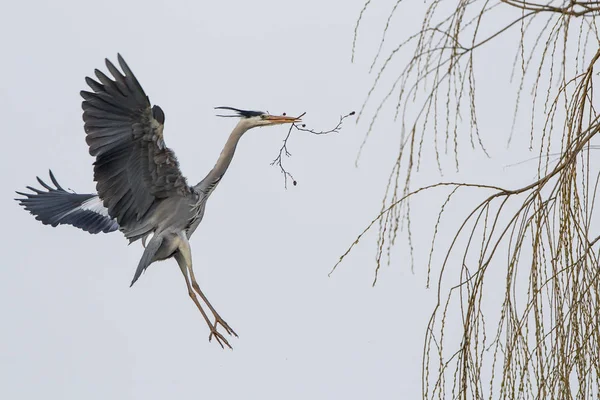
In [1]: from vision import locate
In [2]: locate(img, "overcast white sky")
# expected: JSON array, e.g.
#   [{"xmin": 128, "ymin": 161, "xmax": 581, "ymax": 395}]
[{"xmin": 0, "ymin": 1, "xmax": 542, "ymax": 399}]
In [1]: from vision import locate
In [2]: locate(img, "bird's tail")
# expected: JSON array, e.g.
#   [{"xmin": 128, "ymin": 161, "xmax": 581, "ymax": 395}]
[
  {"xmin": 130, "ymin": 234, "xmax": 164, "ymax": 286},
  {"xmin": 15, "ymin": 170, "xmax": 119, "ymax": 234}
]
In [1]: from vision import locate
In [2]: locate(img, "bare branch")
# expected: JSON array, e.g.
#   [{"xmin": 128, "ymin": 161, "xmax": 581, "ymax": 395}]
[{"xmin": 270, "ymin": 111, "xmax": 355, "ymax": 188}]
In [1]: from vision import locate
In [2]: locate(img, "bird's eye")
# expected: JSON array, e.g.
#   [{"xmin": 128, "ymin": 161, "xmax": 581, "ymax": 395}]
[{"xmin": 260, "ymin": 114, "xmax": 267, "ymax": 119}]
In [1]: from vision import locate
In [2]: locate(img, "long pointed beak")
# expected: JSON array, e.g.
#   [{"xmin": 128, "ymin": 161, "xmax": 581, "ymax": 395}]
[{"xmin": 264, "ymin": 114, "xmax": 302, "ymax": 125}]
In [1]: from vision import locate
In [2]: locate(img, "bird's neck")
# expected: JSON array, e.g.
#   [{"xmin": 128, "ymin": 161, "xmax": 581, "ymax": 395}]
[{"xmin": 194, "ymin": 122, "xmax": 247, "ymax": 196}]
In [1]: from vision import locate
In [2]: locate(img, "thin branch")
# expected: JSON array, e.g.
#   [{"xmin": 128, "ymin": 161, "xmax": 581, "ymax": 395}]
[
  {"xmin": 270, "ymin": 111, "xmax": 355, "ymax": 188},
  {"xmin": 346, "ymin": 0, "xmax": 600, "ymax": 398}
]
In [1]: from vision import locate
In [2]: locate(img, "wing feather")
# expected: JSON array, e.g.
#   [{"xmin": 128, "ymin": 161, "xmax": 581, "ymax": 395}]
[
  {"xmin": 82, "ymin": 55, "xmax": 191, "ymax": 237},
  {"xmin": 15, "ymin": 171, "xmax": 119, "ymax": 234}
]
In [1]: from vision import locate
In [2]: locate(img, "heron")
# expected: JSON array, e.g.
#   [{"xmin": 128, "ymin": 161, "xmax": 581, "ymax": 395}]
[{"xmin": 15, "ymin": 54, "xmax": 301, "ymax": 349}]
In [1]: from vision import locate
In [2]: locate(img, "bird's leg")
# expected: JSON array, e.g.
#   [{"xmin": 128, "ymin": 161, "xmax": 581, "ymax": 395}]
[
  {"xmin": 187, "ymin": 266, "xmax": 238, "ymax": 339},
  {"xmin": 175, "ymin": 235, "xmax": 236, "ymax": 348},
  {"xmin": 174, "ymin": 251, "xmax": 232, "ymax": 349}
]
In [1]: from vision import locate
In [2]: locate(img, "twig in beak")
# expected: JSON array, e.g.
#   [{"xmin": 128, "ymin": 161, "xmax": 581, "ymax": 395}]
[{"xmin": 270, "ymin": 111, "xmax": 355, "ymax": 188}]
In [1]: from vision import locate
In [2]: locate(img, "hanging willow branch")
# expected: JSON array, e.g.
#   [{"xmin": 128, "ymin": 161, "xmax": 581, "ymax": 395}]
[{"xmin": 342, "ymin": 0, "xmax": 600, "ymax": 398}]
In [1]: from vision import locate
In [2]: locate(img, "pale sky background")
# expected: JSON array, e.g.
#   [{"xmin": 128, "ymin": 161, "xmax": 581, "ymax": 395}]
[{"xmin": 0, "ymin": 1, "xmax": 542, "ymax": 399}]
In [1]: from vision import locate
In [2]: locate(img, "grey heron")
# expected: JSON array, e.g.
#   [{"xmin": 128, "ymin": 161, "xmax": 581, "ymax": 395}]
[{"xmin": 16, "ymin": 54, "xmax": 301, "ymax": 349}]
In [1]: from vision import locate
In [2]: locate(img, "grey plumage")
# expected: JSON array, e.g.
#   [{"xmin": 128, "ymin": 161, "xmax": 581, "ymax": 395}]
[
  {"xmin": 15, "ymin": 170, "xmax": 118, "ymax": 234},
  {"xmin": 82, "ymin": 55, "xmax": 191, "ymax": 243},
  {"xmin": 15, "ymin": 54, "xmax": 301, "ymax": 348}
]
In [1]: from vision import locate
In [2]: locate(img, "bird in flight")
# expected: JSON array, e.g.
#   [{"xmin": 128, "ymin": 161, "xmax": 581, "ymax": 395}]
[{"xmin": 16, "ymin": 54, "xmax": 301, "ymax": 349}]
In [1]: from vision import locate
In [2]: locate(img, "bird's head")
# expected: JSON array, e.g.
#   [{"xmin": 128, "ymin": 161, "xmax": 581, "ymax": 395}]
[{"xmin": 215, "ymin": 106, "xmax": 301, "ymax": 130}]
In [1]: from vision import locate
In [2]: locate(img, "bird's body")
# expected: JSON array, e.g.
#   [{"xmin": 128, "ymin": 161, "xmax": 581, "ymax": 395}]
[{"xmin": 16, "ymin": 55, "xmax": 300, "ymax": 348}]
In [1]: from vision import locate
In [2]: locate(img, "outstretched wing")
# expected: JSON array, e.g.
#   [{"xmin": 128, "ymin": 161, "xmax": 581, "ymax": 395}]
[
  {"xmin": 15, "ymin": 170, "xmax": 119, "ymax": 234},
  {"xmin": 82, "ymin": 54, "xmax": 191, "ymax": 235}
]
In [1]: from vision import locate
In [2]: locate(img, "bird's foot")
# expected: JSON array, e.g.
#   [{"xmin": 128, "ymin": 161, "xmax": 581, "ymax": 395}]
[
  {"xmin": 208, "ymin": 326, "xmax": 233, "ymax": 349},
  {"xmin": 213, "ymin": 314, "xmax": 238, "ymax": 338},
  {"xmin": 208, "ymin": 315, "xmax": 238, "ymax": 349}
]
